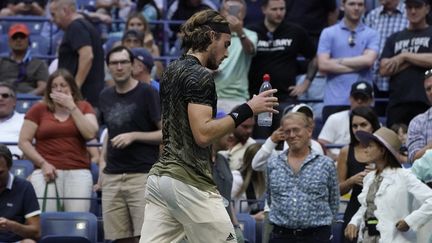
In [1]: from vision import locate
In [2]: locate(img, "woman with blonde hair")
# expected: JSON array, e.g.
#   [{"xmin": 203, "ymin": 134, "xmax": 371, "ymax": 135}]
[{"xmin": 19, "ymin": 68, "xmax": 98, "ymax": 212}]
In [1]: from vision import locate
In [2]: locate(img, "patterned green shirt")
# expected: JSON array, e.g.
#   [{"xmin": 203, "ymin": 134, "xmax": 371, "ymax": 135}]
[{"xmin": 149, "ymin": 55, "xmax": 218, "ymax": 192}]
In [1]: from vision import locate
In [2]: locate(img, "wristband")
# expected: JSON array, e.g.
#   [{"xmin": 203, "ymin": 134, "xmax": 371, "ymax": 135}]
[{"xmin": 228, "ymin": 103, "xmax": 253, "ymax": 127}]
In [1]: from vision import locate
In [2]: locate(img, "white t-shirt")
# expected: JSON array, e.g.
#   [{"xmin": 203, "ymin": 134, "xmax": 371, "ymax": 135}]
[
  {"xmin": 0, "ymin": 111, "xmax": 25, "ymax": 157},
  {"xmin": 318, "ymin": 110, "xmax": 350, "ymax": 155}
]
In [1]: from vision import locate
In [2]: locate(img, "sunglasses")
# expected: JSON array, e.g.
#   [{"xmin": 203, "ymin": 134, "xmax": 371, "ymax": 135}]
[
  {"xmin": 348, "ymin": 31, "xmax": 356, "ymax": 47},
  {"xmin": 11, "ymin": 33, "xmax": 28, "ymax": 40},
  {"xmin": 0, "ymin": 93, "xmax": 13, "ymax": 99},
  {"xmin": 425, "ymin": 69, "xmax": 432, "ymax": 79}
]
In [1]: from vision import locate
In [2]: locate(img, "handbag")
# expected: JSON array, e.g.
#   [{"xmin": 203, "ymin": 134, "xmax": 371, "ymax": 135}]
[{"xmin": 42, "ymin": 181, "xmax": 64, "ymax": 212}]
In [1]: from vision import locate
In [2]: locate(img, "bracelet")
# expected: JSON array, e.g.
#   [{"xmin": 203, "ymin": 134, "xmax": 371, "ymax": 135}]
[{"xmin": 228, "ymin": 103, "xmax": 253, "ymax": 127}]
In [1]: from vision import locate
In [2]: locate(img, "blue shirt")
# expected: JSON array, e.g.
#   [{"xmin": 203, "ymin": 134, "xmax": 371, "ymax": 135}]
[
  {"xmin": 267, "ymin": 150, "xmax": 339, "ymax": 229},
  {"xmin": 408, "ymin": 107, "xmax": 432, "ymax": 162},
  {"xmin": 364, "ymin": 3, "xmax": 408, "ymax": 91},
  {"xmin": 0, "ymin": 173, "xmax": 40, "ymax": 242},
  {"xmin": 318, "ymin": 20, "xmax": 380, "ymax": 106}
]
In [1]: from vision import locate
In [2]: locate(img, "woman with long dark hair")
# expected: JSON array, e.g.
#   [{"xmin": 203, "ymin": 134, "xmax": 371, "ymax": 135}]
[{"xmin": 336, "ymin": 106, "xmax": 381, "ymax": 242}]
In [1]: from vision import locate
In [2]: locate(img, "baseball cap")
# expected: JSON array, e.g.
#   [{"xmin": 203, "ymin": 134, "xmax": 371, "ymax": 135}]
[
  {"xmin": 131, "ymin": 47, "xmax": 154, "ymax": 70},
  {"xmin": 350, "ymin": 81, "xmax": 373, "ymax": 99},
  {"xmin": 283, "ymin": 103, "xmax": 314, "ymax": 119},
  {"xmin": 8, "ymin": 23, "xmax": 30, "ymax": 38},
  {"xmin": 122, "ymin": 29, "xmax": 144, "ymax": 42}
]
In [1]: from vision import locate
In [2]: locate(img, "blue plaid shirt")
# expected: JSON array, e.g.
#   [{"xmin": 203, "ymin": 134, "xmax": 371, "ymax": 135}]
[
  {"xmin": 267, "ymin": 150, "xmax": 339, "ymax": 229},
  {"xmin": 364, "ymin": 3, "xmax": 409, "ymax": 91},
  {"xmin": 407, "ymin": 107, "xmax": 432, "ymax": 162}
]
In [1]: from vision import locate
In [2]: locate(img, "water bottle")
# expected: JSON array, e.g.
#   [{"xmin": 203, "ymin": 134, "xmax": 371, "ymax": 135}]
[{"xmin": 257, "ymin": 74, "xmax": 273, "ymax": 127}]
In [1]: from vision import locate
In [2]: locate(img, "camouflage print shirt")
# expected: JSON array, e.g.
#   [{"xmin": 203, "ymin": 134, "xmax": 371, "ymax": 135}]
[{"xmin": 149, "ymin": 55, "xmax": 218, "ymax": 192}]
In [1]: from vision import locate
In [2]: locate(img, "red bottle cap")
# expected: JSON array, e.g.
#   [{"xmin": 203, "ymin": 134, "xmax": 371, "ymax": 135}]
[{"xmin": 263, "ymin": 74, "xmax": 270, "ymax": 82}]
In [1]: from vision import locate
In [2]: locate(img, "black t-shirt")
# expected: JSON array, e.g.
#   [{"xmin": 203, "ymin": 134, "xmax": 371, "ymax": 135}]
[
  {"xmin": 58, "ymin": 18, "xmax": 105, "ymax": 107},
  {"xmin": 99, "ymin": 82, "xmax": 161, "ymax": 174},
  {"xmin": 284, "ymin": 0, "xmax": 337, "ymax": 38},
  {"xmin": 381, "ymin": 27, "xmax": 432, "ymax": 107},
  {"xmin": 248, "ymin": 22, "xmax": 316, "ymax": 101}
]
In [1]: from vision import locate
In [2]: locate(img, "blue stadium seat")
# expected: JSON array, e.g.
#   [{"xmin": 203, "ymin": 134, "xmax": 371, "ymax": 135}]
[
  {"xmin": 0, "ymin": 16, "xmax": 47, "ymax": 35},
  {"xmin": 15, "ymin": 94, "xmax": 41, "ymax": 114},
  {"xmin": 40, "ymin": 212, "xmax": 98, "ymax": 243},
  {"xmin": 237, "ymin": 213, "xmax": 256, "ymax": 243},
  {"xmin": 103, "ymin": 35, "xmax": 121, "ymax": 54},
  {"xmin": 39, "ymin": 236, "xmax": 92, "ymax": 243},
  {"xmin": 29, "ymin": 35, "xmax": 50, "ymax": 55},
  {"xmin": 11, "ymin": 159, "xmax": 34, "ymax": 179},
  {"xmin": 0, "ymin": 34, "xmax": 8, "ymax": 54}
]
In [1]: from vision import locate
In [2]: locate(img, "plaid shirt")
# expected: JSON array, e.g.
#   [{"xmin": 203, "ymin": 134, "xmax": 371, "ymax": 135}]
[
  {"xmin": 267, "ymin": 150, "xmax": 339, "ymax": 228},
  {"xmin": 364, "ymin": 3, "xmax": 409, "ymax": 91},
  {"xmin": 407, "ymin": 107, "xmax": 432, "ymax": 162}
]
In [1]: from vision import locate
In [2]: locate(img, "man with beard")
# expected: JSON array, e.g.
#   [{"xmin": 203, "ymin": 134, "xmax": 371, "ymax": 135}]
[{"xmin": 139, "ymin": 10, "xmax": 278, "ymax": 243}]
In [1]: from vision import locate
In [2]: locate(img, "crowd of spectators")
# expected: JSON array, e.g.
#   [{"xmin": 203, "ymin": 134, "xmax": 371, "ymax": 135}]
[{"xmin": 2, "ymin": 0, "xmax": 432, "ymax": 242}]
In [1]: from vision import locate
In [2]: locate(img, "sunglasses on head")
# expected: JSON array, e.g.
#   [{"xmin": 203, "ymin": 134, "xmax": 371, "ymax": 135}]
[
  {"xmin": 0, "ymin": 93, "xmax": 13, "ymax": 99},
  {"xmin": 348, "ymin": 31, "xmax": 356, "ymax": 47}
]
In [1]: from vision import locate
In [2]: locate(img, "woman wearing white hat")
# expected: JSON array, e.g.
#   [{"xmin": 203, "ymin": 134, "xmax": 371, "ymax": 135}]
[{"xmin": 345, "ymin": 127, "xmax": 432, "ymax": 243}]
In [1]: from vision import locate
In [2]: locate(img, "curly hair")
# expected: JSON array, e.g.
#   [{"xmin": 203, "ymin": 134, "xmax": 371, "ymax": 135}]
[{"xmin": 180, "ymin": 9, "xmax": 229, "ymax": 52}]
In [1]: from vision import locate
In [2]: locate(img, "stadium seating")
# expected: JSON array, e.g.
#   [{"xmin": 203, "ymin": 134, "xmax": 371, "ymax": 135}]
[
  {"xmin": 40, "ymin": 211, "xmax": 98, "ymax": 243},
  {"xmin": 11, "ymin": 159, "xmax": 34, "ymax": 179}
]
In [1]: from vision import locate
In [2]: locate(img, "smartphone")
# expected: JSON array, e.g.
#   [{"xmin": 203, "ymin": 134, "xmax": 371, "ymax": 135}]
[{"xmin": 228, "ymin": 5, "xmax": 241, "ymax": 17}]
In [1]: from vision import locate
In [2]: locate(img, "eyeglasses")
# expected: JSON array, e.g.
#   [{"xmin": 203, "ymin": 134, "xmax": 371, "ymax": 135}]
[
  {"xmin": 348, "ymin": 31, "xmax": 356, "ymax": 47},
  {"xmin": 108, "ymin": 60, "xmax": 131, "ymax": 66},
  {"xmin": 0, "ymin": 93, "xmax": 13, "ymax": 99}
]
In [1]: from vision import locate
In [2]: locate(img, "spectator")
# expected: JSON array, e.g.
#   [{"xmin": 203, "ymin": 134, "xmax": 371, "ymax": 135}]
[
  {"xmin": 98, "ymin": 46, "xmax": 161, "ymax": 243},
  {"xmin": 336, "ymin": 106, "xmax": 380, "ymax": 242},
  {"xmin": 215, "ymin": 0, "xmax": 257, "ymax": 113},
  {"xmin": 49, "ymin": 0, "xmax": 105, "ymax": 108},
  {"xmin": 95, "ymin": 0, "xmax": 134, "ymax": 22},
  {"xmin": 284, "ymin": 0, "xmax": 338, "ymax": 45},
  {"xmin": 220, "ymin": 115, "xmax": 255, "ymax": 170},
  {"xmin": 390, "ymin": 123, "xmax": 408, "ymax": 163},
  {"xmin": 317, "ymin": 0, "xmax": 379, "ymax": 122},
  {"xmin": 167, "ymin": 0, "xmax": 213, "ymax": 35},
  {"xmin": 18, "ymin": 69, "xmax": 99, "ymax": 212},
  {"xmin": 131, "ymin": 47, "xmax": 159, "ymax": 91},
  {"xmin": 266, "ymin": 112, "xmax": 339, "ymax": 242},
  {"xmin": 0, "ymin": 0, "xmax": 47, "ymax": 16},
  {"xmin": 247, "ymin": 0, "xmax": 318, "ymax": 139},
  {"xmin": 345, "ymin": 127, "xmax": 432, "ymax": 242},
  {"xmin": 318, "ymin": 81, "xmax": 374, "ymax": 160},
  {"xmin": 122, "ymin": 29, "xmax": 145, "ymax": 49},
  {"xmin": 364, "ymin": 0, "xmax": 408, "ymax": 102},
  {"xmin": 0, "ymin": 144, "xmax": 40, "ymax": 242},
  {"xmin": 380, "ymin": 0, "xmax": 432, "ymax": 127},
  {"xmin": 252, "ymin": 103, "xmax": 325, "ymax": 172},
  {"xmin": 232, "ymin": 143, "xmax": 265, "ymax": 220},
  {"xmin": 125, "ymin": 13, "xmax": 163, "ymax": 80},
  {"xmin": 136, "ymin": 0, "xmax": 161, "ymax": 22},
  {"xmin": 0, "ymin": 84, "xmax": 25, "ymax": 159},
  {"xmin": 407, "ymin": 69, "xmax": 432, "ymax": 162},
  {"xmin": 0, "ymin": 23, "xmax": 48, "ymax": 96}
]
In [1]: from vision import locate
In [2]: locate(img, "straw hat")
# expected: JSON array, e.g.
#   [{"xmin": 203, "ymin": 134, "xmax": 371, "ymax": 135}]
[{"xmin": 356, "ymin": 127, "xmax": 402, "ymax": 163}]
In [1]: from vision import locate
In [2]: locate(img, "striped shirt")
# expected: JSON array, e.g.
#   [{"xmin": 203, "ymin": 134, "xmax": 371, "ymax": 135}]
[
  {"xmin": 267, "ymin": 150, "xmax": 339, "ymax": 228},
  {"xmin": 364, "ymin": 3, "xmax": 409, "ymax": 91}
]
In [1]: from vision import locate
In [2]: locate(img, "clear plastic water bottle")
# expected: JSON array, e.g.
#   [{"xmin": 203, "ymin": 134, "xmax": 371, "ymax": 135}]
[{"xmin": 257, "ymin": 74, "xmax": 273, "ymax": 127}]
